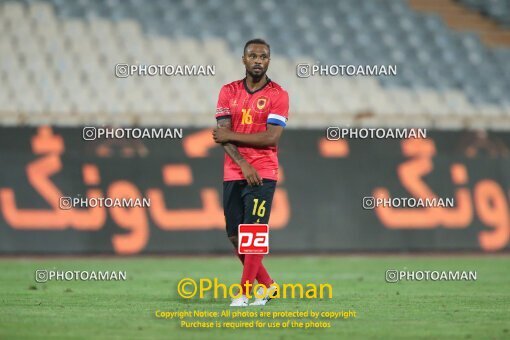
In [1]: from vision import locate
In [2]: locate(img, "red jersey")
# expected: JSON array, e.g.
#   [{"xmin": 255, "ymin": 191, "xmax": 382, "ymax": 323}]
[{"xmin": 215, "ymin": 78, "xmax": 289, "ymax": 181}]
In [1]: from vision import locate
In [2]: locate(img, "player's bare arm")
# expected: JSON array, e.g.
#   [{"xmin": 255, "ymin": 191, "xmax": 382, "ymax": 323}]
[
  {"xmin": 216, "ymin": 117, "xmax": 263, "ymax": 186},
  {"xmin": 213, "ymin": 124, "xmax": 284, "ymax": 147}
]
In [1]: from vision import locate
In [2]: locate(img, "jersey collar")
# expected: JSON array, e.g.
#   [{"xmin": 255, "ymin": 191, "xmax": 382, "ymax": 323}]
[{"xmin": 243, "ymin": 76, "xmax": 271, "ymax": 95}]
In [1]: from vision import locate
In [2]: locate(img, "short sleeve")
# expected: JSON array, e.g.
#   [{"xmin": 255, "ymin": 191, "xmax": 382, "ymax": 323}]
[
  {"xmin": 267, "ymin": 90, "xmax": 289, "ymax": 127},
  {"xmin": 215, "ymin": 85, "xmax": 231, "ymax": 120}
]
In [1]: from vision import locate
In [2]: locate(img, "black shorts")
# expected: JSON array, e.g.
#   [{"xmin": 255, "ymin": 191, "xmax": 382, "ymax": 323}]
[{"xmin": 223, "ymin": 179, "xmax": 277, "ymax": 237}]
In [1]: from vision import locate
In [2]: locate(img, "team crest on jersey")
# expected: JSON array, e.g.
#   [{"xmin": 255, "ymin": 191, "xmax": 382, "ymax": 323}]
[{"xmin": 256, "ymin": 97, "xmax": 268, "ymax": 110}]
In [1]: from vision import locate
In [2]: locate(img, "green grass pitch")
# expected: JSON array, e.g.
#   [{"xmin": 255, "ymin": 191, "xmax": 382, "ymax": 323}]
[{"xmin": 0, "ymin": 255, "xmax": 509, "ymax": 339}]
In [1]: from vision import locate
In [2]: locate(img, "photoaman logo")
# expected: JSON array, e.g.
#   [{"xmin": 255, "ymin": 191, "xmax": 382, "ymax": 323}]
[
  {"xmin": 238, "ymin": 224, "xmax": 269, "ymax": 254},
  {"xmin": 177, "ymin": 278, "xmax": 333, "ymax": 300}
]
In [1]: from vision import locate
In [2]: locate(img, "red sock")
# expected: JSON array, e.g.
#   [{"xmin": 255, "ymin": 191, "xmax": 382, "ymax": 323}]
[
  {"xmin": 236, "ymin": 252, "xmax": 273, "ymax": 288},
  {"xmin": 255, "ymin": 263, "xmax": 273, "ymax": 288},
  {"xmin": 240, "ymin": 254, "xmax": 264, "ymax": 295}
]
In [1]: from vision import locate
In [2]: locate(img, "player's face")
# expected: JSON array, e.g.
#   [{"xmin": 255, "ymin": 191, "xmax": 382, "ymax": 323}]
[{"xmin": 243, "ymin": 44, "xmax": 270, "ymax": 79}]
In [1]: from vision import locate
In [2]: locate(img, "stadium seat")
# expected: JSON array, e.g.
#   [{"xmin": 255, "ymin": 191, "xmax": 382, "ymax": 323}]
[{"xmin": 0, "ymin": 0, "xmax": 508, "ymax": 128}]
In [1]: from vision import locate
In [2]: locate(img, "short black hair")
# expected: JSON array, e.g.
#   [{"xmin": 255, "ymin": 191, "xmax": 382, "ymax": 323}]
[{"xmin": 243, "ymin": 38, "xmax": 270, "ymax": 55}]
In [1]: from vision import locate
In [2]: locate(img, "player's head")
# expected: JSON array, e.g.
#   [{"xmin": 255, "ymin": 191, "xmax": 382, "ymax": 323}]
[{"xmin": 242, "ymin": 38, "xmax": 270, "ymax": 79}]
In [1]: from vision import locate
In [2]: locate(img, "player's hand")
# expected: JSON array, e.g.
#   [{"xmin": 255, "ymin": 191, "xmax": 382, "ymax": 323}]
[
  {"xmin": 240, "ymin": 162, "xmax": 263, "ymax": 186},
  {"xmin": 212, "ymin": 127, "xmax": 233, "ymax": 144}
]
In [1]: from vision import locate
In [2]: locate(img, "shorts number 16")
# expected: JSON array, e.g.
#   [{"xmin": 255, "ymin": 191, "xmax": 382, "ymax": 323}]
[{"xmin": 252, "ymin": 199, "xmax": 266, "ymax": 217}]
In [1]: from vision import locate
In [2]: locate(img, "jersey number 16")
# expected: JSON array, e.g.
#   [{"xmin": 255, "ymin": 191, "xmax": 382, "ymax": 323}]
[{"xmin": 241, "ymin": 108, "xmax": 253, "ymax": 125}]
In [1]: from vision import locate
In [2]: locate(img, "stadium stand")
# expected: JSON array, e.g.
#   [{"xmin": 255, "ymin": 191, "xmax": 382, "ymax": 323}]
[
  {"xmin": 458, "ymin": 0, "xmax": 510, "ymax": 27},
  {"xmin": 0, "ymin": 0, "xmax": 509, "ymax": 129}
]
